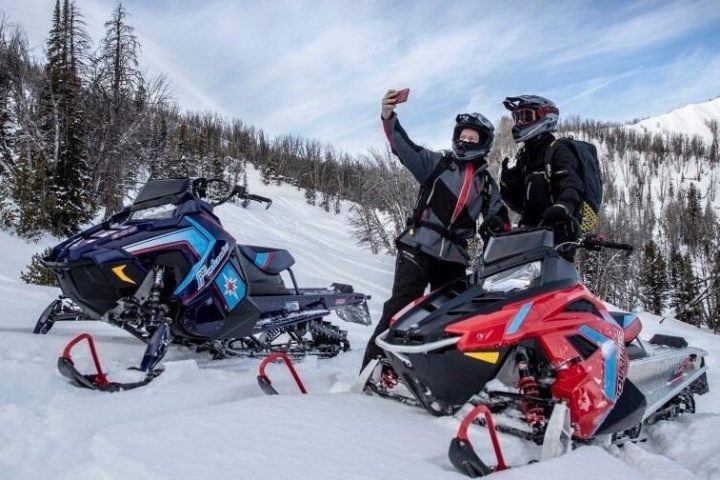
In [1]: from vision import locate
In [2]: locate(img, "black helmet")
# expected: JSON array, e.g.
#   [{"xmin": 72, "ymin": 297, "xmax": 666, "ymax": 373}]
[
  {"xmin": 452, "ymin": 112, "xmax": 495, "ymax": 161},
  {"xmin": 503, "ymin": 95, "xmax": 559, "ymax": 143}
]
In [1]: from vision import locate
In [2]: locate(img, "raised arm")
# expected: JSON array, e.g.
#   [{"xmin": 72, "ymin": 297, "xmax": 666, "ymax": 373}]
[{"xmin": 381, "ymin": 89, "xmax": 440, "ymax": 183}]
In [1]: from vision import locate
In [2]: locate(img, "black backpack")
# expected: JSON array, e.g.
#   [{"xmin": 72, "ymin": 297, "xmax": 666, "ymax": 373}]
[{"xmin": 544, "ymin": 138, "xmax": 603, "ymax": 230}]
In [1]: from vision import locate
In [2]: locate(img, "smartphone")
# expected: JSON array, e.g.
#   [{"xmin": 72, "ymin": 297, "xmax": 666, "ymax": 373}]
[{"xmin": 395, "ymin": 88, "xmax": 410, "ymax": 104}]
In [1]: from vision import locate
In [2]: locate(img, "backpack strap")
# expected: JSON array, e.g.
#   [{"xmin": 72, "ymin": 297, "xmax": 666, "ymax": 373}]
[
  {"xmin": 407, "ymin": 151, "xmax": 455, "ymax": 232},
  {"xmin": 542, "ymin": 139, "xmax": 562, "ymax": 179}
]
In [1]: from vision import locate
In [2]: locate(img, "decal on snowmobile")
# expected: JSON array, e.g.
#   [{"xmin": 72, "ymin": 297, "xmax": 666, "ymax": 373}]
[
  {"xmin": 505, "ymin": 302, "xmax": 533, "ymax": 335},
  {"xmin": 668, "ymin": 356, "xmax": 693, "ymax": 384},
  {"xmin": 196, "ymin": 243, "xmax": 230, "ymax": 288},
  {"xmin": 464, "ymin": 351, "xmax": 500, "ymax": 364},
  {"xmin": 110, "ymin": 225, "xmax": 139, "ymax": 241},
  {"xmin": 255, "ymin": 252, "xmax": 273, "ymax": 269},
  {"xmin": 125, "ymin": 225, "xmax": 210, "ymax": 257},
  {"xmin": 111, "ymin": 264, "xmax": 136, "ymax": 285},
  {"xmin": 214, "ymin": 263, "xmax": 246, "ymax": 310},
  {"xmin": 620, "ymin": 314, "xmax": 638, "ymax": 328},
  {"xmin": 578, "ymin": 324, "xmax": 621, "ymax": 402}
]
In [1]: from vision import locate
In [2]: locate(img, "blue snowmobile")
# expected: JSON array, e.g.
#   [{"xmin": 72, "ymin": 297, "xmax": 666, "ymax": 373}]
[{"xmin": 34, "ymin": 177, "xmax": 371, "ymax": 389}]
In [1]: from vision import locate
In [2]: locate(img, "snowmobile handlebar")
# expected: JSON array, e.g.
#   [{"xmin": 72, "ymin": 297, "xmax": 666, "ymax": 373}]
[
  {"xmin": 581, "ymin": 234, "xmax": 634, "ymax": 253},
  {"xmin": 241, "ymin": 192, "xmax": 273, "ymax": 208}
]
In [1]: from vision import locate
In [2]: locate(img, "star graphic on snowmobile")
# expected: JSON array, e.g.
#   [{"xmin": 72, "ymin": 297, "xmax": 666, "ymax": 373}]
[{"xmin": 223, "ymin": 273, "xmax": 238, "ymax": 299}]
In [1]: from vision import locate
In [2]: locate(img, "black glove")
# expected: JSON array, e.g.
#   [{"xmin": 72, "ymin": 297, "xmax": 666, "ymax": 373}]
[
  {"xmin": 480, "ymin": 214, "xmax": 510, "ymax": 238},
  {"xmin": 541, "ymin": 203, "xmax": 571, "ymax": 225},
  {"xmin": 500, "ymin": 157, "xmax": 520, "ymax": 186}
]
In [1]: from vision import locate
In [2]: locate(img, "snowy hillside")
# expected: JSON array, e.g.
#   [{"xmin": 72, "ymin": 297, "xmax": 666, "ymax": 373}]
[
  {"xmin": 628, "ymin": 96, "xmax": 720, "ymax": 144},
  {"xmin": 1, "ymin": 167, "xmax": 719, "ymax": 480}
]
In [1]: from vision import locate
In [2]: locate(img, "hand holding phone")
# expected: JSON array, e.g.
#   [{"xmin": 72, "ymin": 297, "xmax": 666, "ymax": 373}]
[
  {"xmin": 382, "ymin": 88, "xmax": 410, "ymax": 119},
  {"xmin": 394, "ymin": 88, "xmax": 410, "ymax": 104}
]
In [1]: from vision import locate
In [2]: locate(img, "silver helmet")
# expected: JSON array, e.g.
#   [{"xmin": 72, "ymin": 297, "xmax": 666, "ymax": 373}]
[{"xmin": 503, "ymin": 95, "xmax": 559, "ymax": 143}]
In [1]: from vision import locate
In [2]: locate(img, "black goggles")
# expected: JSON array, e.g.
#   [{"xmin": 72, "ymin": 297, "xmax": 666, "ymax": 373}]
[{"xmin": 456, "ymin": 113, "xmax": 483, "ymax": 124}]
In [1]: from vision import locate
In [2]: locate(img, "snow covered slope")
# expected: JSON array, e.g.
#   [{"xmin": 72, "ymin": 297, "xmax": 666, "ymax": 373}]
[
  {"xmin": 628, "ymin": 96, "xmax": 720, "ymax": 143},
  {"xmin": 1, "ymin": 167, "xmax": 719, "ymax": 479}
]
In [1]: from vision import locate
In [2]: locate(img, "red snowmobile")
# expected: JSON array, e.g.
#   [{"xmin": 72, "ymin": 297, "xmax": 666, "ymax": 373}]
[{"xmin": 365, "ymin": 228, "xmax": 708, "ymax": 477}]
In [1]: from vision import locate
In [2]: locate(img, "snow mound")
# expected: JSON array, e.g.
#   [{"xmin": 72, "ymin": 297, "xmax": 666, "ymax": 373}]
[{"xmin": 628, "ymin": 96, "xmax": 720, "ymax": 144}]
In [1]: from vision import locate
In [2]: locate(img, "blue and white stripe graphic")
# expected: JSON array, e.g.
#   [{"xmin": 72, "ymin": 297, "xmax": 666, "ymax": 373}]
[
  {"xmin": 579, "ymin": 325, "xmax": 618, "ymax": 401},
  {"xmin": 505, "ymin": 302, "xmax": 533, "ymax": 335},
  {"xmin": 173, "ymin": 217, "xmax": 218, "ymax": 295},
  {"xmin": 124, "ymin": 227, "xmax": 210, "ymax": 256}
]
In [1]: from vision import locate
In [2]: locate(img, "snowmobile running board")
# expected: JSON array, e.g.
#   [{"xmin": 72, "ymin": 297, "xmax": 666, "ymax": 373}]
[
  {"xmin": 449, "ymin": 404, "xmax": 509, "ymax": 478},
  {"xmin": 58, "ymin": 333, "xmax": 161, "ymax": 392},
  {"xmin": 257, "ymin": 352, "xmax": 308, "ymax": 395}
]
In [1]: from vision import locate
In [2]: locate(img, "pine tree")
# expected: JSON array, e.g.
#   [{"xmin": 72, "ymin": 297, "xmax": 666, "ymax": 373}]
[
  {"xmin": 29, "ymin": 0, "xmax": 94, "ymax": 237},
  {"xmin": 669, "ymin": 248, "xmax": 701, "ymax": 325},
  {"xmin": 639, "ymin": 240, "xmax": 668, "ymax": 315},
  {"xmin": 93, "ymin": 2, "xmax": 142, "ymax": 215},
  {"xmin": 683, "ymin": 183, "xmax": 703, "ymax": 250},
  {"xmin": 241, "ymin": 170, "xmax": 250, "ymax": 208}
]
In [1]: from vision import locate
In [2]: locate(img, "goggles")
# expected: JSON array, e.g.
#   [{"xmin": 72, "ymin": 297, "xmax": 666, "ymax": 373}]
[
  {"xmin": 456, "ymin": 113, "xmax": 487, "ymax": 125},
  {"xmin": 511, "ymin": 106, "xmax": 558, "ymax": 126}
]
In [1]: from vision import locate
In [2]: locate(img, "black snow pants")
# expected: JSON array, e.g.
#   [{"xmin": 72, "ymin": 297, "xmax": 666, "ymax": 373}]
[{"xmin": 361, "ymin": 247, "xmax": 467, "ymax": 370}]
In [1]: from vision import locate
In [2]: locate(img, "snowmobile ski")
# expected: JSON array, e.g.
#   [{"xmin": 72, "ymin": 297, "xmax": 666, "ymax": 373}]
[
  {"xmin": 257, "ymin": 352, "xmax": 308, "ymax": 395},
  {"xmin": 58, "ymin": 333, "xmax": 162, "ymax": 392}
]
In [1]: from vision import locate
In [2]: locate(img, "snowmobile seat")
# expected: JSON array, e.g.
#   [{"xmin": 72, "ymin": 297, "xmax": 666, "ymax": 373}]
[
  {"xmin": 238, "ymin": 246, "xmax": 295, "ymax": 275},
  {"xmin": 236, "ymin": 247, "xmax": 291, "ymax": 296},
  {"xmin": 608, "ymin": 311, "xmax": 642, "ymax": 343},
  {"xmin": 648, "ymin": 334, "xmax": 688, "ymax": 348}
]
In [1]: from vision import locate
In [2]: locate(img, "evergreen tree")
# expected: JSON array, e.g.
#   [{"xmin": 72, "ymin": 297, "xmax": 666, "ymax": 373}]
[
  {"xmin": 32, "ymin": 0, "xmax": 93, "ymax": 236},
  {"xmin": 669, "ymin": 248, "xmax": 701, "ymax": 325},
  {"xmin": 682, "ymin": 183, "xmax": 703, "ymax": 250},
  {"xmin": 639, "ymin": 240, "xmax": 668, "ymax": 315},
  {"xmin": 92, "ymin": 2, "xmax": 143, "ymax": 215}
]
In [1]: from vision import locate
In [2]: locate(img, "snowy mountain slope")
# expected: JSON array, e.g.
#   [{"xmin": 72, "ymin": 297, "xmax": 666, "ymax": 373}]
[
  {"xmin": 1, "ymin": 167, "xmax": 719, "ymax": 479},
  {"xmin": 628, "ymin": 96, "xmax": 720, "ymax": 143}
]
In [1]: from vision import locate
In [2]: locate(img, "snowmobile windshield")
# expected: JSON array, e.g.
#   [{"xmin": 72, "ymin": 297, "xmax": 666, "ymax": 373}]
[
  {"xmin": 482, "ymin": 229, "xmax": 554, "ymax": 264},
  {"xmin": 131, "ymin": 178, "xmax": 193, "ymax": 210},
  {"xmin": 479, "ymin": 261, "xmax": 542, "ymax": 293}
]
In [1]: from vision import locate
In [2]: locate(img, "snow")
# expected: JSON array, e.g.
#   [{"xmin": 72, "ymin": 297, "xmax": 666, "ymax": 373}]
[
  {"xmin": 1, "ymin": 166, "xmax": 720, "ymax": 479},
  {"xmin": 628, "ymin": 96, "xmax": 720, "ymax": 144}
]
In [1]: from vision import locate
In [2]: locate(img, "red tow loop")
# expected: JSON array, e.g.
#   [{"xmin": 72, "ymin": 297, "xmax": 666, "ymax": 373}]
[
  {"xmin": 61, "ymin": 333, "xmax": 109, "ymax": 386},
  {"xmin": 257, "ymin": 352, "xmax": 307, "ymax": 395}
]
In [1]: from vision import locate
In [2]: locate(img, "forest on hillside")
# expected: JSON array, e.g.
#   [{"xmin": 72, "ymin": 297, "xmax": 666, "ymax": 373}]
[{"xmin": 0, "ymin": 2, "xmax": 718, "ymax": 329}]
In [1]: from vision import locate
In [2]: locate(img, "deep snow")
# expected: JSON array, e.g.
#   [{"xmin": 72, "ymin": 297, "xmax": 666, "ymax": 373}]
[
  {"xmin": 1, "ymin": 168, "xmax": 719, "ymax": 480},
  {"xmin": 628, "ymin": 96, "xmax": 720, "ymax": 144}
]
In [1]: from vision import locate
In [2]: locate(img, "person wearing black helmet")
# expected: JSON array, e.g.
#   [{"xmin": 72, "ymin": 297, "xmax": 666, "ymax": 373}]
[
  {"xmin": 361, "ymin": 89, "xmax": 509, "ymax": 370},
  {"xmin": 500, "ymin": 95, "xmax": 584, "ymax": 251}
]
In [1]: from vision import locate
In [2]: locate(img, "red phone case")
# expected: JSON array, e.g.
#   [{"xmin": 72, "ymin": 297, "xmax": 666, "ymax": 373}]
[{"xmin": 395, "ymin": 88, "xmax": 410, "ymax": 103}]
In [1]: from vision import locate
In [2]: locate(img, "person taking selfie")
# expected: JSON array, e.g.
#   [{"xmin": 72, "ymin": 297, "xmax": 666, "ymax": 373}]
[{"xmin": 361, "ymin": 88, "xmax": 509, "ymax": 371}]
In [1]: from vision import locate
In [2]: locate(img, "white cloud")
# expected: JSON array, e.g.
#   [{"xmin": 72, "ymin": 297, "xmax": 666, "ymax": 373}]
[{"xmin": 1, "ymin": 0, "xmax": 719, "ymax": 154}]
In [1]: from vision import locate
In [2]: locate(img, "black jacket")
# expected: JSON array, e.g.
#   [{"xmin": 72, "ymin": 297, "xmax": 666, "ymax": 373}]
[{"xmin": 500, "ymin": 133, "xmax": 584, "ymax": 227}]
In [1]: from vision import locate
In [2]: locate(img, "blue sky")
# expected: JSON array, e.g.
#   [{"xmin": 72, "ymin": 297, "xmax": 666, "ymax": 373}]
[{"xmin": 2, "ymin": 0, "xmax": 720, "ymax": 154}]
